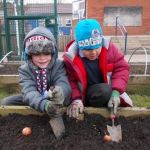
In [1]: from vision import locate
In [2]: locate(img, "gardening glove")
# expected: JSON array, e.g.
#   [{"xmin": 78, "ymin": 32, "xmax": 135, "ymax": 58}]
[
  {"xmin": 45, "ymin": 101, "xmax": 62, "ymax": 118},
  {"xmin": 108, "ymin": 90, "xmax": 120, "ymax": 114},
  {"xmin": 67, "ymin": 99, "xmax": 84, "ymax": 118},
  {"xmin": 44, "ymin": 87, "xmax": 54, "ymax": 99},
  {"xmin": 52, "ymin": 86, "xmax": 64, "ymax": 104},
  {"xmin": 47, "ymin": 88, "xmax": 53, "ymax": 98}
]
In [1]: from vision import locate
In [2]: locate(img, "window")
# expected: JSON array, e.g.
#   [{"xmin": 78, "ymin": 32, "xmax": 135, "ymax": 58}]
[
  {"xmin": 72, "ymin": 0, "xmax": 85, "ymax": 20},
  {"xmin": 104, "ymin": 7, "xmax": 142, "ymax": 26},
  {"xmin": 66, "ymin": 19, "xmax": 71, "ymax": 26}
]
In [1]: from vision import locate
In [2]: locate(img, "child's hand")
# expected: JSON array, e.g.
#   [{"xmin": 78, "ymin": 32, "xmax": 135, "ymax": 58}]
[
  {"xmin": 108, "ymin": 90, "xmax": 120, "ymax": 114},
  {"xmin": 45, "ymin": 101, "xmax": 62, "ymax": 117},
  {"xmin": 67, "ymin": 99, "xmax": 84, "ymax": 118},
  {"xmin": 47, "ymin": 88, "xmax": 53, "ymax": 98},
  {"xmin": 52, "ymin": 86, "xmax": 64, "ymax": 104}
]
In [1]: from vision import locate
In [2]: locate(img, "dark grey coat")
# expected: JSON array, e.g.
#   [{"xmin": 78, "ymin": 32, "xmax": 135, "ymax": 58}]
[
  {"xmin": 19, "ymin": 60, "xmax": 71, "ymax": 112},
  {"xmin": 19, "ymin": 26, "xmax": 71, "ymax": 112}
]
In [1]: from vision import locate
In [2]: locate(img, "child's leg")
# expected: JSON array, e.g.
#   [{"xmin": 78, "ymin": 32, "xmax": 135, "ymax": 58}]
[
  {"xmin": 0, "ymin": 94, "xmax": 25, "ymax": 106},
  {"xmin": 85, "ymin": 83, "xmax": 112, "ymax": 107}
]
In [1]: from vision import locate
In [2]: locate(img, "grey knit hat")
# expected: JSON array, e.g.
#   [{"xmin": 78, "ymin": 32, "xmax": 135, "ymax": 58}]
[
  {"xmin": 25, "ymin": 36, "xmax": 55, "ymax": 55},
  {"xmin": 24, "ymin": 27, "xmax": 57, "ymax": 56}
]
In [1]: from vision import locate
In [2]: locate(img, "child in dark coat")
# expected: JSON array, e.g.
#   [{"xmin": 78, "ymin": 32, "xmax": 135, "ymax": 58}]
[{"xmin": 1, "ymin": 27, "xmax": 72, "ymax": 117}]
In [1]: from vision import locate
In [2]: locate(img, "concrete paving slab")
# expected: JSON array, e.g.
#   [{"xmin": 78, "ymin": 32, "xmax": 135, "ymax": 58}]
[{"xmin": 58, "ymin": 52, "xmax": 150, "ymax": 63}]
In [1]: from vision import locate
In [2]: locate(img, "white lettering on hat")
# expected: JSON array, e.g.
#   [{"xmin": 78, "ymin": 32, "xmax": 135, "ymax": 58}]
[
  {"xmin": 78, "ymin": 29, "xmax": 102, "ymax": 48},
  {"xmin": 78, "ymin": 36, "xmax": 102, "ymax": 48},
  {"xmin": 26, "ymin": 36, "xmax": 48, "ymax": 47}
]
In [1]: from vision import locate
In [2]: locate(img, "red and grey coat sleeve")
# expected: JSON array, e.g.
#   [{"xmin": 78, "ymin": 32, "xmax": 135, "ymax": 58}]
[
  {"xmin": 64, "ymin": 61, "xmax": 82, "ymax": 102},
  {"xmin": 108, "ymin": 42, "xmax": 130, "ymax": 94}
]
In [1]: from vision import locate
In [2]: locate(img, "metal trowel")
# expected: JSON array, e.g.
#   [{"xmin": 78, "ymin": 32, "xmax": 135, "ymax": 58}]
[
  {"xmin": 107, "ymin": 105, "xmax": 122, "ymax": 142},
  {"xmin": 49, "ymin": 116, "xmax": 65, "ymax": 140}
]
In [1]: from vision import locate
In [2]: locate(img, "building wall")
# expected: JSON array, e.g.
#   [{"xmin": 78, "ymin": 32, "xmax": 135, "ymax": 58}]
[{"xmin": 86, "ymin": 0, "xmax": 150, "ymax": 35}]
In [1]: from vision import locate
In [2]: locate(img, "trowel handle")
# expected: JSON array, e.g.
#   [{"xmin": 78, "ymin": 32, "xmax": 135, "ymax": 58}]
[
  {"xmin": 110, "ymin": 103, "xmax": 116, "ymax": 117},
  {"xmin": 111, "ymin": 114, "xmax": 116, "ymax": 120}
]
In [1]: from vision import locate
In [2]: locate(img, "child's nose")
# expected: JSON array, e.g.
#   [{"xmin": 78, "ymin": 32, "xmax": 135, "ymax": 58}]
[
  {"xmin": 39, "ymin": 54, "xmax": 45, "ymax": 59},
  {"xmin": 89, "ymin": 50, "xmax": 96, "ymax": 54}
]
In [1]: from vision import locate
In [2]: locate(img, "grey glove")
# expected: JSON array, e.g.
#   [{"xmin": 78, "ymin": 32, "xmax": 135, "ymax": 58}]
[
  {"xmin": 67, "ymin": 99, "xmax": 84, "ymax": 118},
  {"xmin": 108, "ymin": 90, "xmax": 120, "ymax": 114},
  {"xmin": 52, "ymin": 86, "xmax": 64, "ymax": 104},
  {"xmin": 45, "ymin": 101, "xmax": 62, "ymax": 118}
]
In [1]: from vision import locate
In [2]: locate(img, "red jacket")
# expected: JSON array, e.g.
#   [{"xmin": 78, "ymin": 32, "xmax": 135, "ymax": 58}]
[{"xmin": 63, "ymin": 38, "xmax": 130, "ymax": 104}]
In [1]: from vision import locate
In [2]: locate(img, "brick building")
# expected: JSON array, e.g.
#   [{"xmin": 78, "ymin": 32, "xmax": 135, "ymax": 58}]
[{"xmin": 72, "ymin": 0, "xmax": 150, "ymax": 35}]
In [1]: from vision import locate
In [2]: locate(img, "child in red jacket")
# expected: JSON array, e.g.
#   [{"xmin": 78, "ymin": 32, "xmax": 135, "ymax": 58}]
[{"xmin": 63, "ymin": 19, "xmax": 133, "ymax": 118}]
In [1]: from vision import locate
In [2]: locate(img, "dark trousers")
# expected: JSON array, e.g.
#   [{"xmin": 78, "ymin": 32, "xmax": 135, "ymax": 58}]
[
  {"xmin": 85, "ymin": 83, "xmax": 112, "ymax": 107},
  {"xmin": 0, "ymin": 94, "xmax": 26, "ymax": 106}
]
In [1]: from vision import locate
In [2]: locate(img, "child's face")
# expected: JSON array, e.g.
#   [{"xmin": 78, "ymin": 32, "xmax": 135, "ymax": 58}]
[
  {"xmin": 82, "ymin": 47, "xmax": 102, "ymax": 60},
  {"xmin": 31, "ymin": 53, "xmax": 52, "ymax": 68}
]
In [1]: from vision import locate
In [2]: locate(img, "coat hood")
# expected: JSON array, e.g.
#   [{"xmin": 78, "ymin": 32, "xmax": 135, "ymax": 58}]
[{"xmin": 23, "ymin": 26, "xmax": 58, "ymax": 61}]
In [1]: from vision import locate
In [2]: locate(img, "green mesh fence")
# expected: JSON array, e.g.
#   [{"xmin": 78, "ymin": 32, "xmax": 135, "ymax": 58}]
[{"xmin": 0, "ymin": 0, "xmax": 57, "ymax": 60}]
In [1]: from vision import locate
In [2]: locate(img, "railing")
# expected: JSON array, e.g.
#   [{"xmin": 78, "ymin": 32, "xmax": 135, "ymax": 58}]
[
  {"xmin": 115, "ymin": 16, "xmax": 128, "ymax": 55},
  {"xmin": 128, "ymin": 47, "xmax": 149, "ymax": 75},
  {"xmin": 0, "ymin": 51, "xmax": 13, "ymax": 64}
]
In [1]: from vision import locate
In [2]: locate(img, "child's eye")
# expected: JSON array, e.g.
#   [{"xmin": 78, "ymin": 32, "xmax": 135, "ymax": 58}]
[
  {"xmin": 43, "ymin": 52, "xmax": 51, "ymax": 55},
  {"xmin": 33, "ymin": 53, "xmax": 41, "ymax": 56}
]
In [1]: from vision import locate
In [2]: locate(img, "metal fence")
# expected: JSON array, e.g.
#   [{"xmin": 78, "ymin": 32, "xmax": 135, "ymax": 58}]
[
  {"xmin": 115, "ymin": 16, "xmax": 128, "ymax": 55},
  {"xmin": 0, "ymin": 0, "xmax": 58, "ymax": 60},
  {"xmin": 0, "ymin": 34, "xmax": 73, "ymax": 58}
]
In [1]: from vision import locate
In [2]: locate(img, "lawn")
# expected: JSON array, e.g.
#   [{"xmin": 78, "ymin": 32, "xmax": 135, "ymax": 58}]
[
  {"xmin": 0, "ymin": 84, "xmax": 150, "ymax": 107},
  {"xmin": 127, "ymin": 84, "xmax": 150, "ymax": 107},
  {"xmin": 0, "ymin": 85, "xmax": 20, "ymax": 101}
]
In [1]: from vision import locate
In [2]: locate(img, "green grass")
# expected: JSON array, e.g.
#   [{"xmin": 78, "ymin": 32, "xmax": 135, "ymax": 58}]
[
  {"xmin": 130, "ymin": 95, "xmax": 150, "ymax": 107},
  {"xmin": 0, "ymin": 85, "xmax": 20, "ymax": 101},
  {"xmin": 0, "ymin": 88, "xmax": 10, "ymax": 100},
  {"xmin": 0, "ymin": 84, "xmax": 150, "ymax": 107},
  {"xmin": 127, "ymin": 84, "xmax": 150, "ymax": 107}
]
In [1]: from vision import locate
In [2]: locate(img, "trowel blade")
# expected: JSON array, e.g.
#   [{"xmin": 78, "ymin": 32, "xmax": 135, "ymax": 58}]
[
  {"xmin": 49, "ymin": 116, "xmax": 65, "ymax": 140},
  {"xmin": 107, "ymin": 124, "xmax": 122, "ymax": 142}
]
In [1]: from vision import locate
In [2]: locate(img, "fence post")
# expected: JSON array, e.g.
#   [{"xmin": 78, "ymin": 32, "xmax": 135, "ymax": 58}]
[
  {"xmin": 3, "ymin": 0, "xmax": 11, "ymax": 53},
  {"xmin": 115, "ymin": 16, "xmax": 119, "ymax": 36},
  {"xmin": 0, "ymin": 25, "xmax": 3, "ymax": 59}
]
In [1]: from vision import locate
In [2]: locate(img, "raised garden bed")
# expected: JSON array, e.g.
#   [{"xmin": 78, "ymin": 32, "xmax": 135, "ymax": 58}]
[
  {"xmin": 0, "ymin": 106, "xmax": 150, "ymax": 150},
  {"xmin": 0, "ymin": 62, "xmax": 150, "ymax": 75},
  {"xmin": 0, "ymin": 62, "xmax": 150, "ymax": 85}
]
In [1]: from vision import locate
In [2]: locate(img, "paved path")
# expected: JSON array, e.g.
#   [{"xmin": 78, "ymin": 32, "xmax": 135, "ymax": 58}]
[
  {"xmin": 125, "ymin": 55, "xmax": 150, "ymax": 63},
  {"xmin": 58, "ymin": 52, "xmax": 150, "ymax": 63}
]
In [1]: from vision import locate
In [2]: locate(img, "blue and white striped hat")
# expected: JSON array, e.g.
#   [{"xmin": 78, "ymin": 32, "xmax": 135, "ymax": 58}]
[{"xmin": 75, "ymin": 19, "xmax": 103, "ymax": 50}]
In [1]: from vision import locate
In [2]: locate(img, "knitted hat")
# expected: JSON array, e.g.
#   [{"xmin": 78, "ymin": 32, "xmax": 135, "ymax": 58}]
[
  {"xmin": 75, "ymin": 19, "xmax": 103, "ymax": 50},
  {"xmin": 23, "ymin": 27, "xmax": 57, "ymax": 59},
  {"xmin": 25, "ymin": 35, "xmax": 55, "ymax": 55}
]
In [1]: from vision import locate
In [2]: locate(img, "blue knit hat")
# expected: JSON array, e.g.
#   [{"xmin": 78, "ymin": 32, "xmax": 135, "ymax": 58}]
[{"xmin": 75, "ymin": 19, "xmax": 103, "ymax": 50}]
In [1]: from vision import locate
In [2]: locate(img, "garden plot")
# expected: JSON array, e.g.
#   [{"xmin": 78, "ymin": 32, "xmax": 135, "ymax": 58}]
[{"xmin": 0, "ymin": 106, "xmax": 150, "ymax": 150}]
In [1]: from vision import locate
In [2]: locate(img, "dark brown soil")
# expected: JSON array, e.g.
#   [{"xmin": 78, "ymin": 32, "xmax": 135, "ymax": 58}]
[
  {"xmin": 0, "ymin": 64, "xmax": 20, "ymax": 75},
  {"xmin": 0, "ymin": 113, "xmax": 150, "ymax": 150}
]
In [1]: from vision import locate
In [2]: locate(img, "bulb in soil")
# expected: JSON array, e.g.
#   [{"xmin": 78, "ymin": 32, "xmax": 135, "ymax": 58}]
[
  {"xmin": 22, "ymin": 127, "xmax": 32, "ymax": 136},
  {"xmin": 103, "ymin": 134, "xmax": 112, "ymax": 142}
]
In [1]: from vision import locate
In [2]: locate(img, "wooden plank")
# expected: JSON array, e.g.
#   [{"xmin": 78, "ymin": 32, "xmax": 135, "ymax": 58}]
[
  {"xmin": 129, "ymin": 75, "xmax": 150, "ymax": 84},
  {"xmin": 0, "ymin": 106, "xmax": 43, "ymax": 116},
  {"xmin": 0, "ymin": 106, "xmax": 150, "ymax": 118},
  {"xmin": 1, "ymin": 75, "xmax": 150, "ymax": 85},
  {"xmin": 0, "ymin": 75, "xmax": 19, "ymax": 84},
  {"xmin": 84, "ymin": 107, "xmax": 150, "ymax": 118}
]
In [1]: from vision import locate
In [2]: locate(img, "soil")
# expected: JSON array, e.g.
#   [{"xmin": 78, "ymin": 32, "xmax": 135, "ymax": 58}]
[
  {"xmin": 0, "ymin": 64, "xmax": 21, "ymax": 75},
  {"xmin": 0, "ymin": 113, "xmax": 150, "ymax": 150}
]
